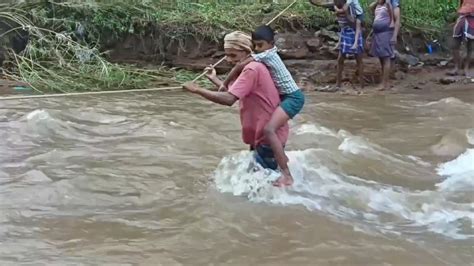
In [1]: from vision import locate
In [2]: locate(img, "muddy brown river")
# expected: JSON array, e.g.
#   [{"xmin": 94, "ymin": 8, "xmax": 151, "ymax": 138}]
[{"xmin": 1, "ymin": 90, "xmax": 473, "ymax": 265}]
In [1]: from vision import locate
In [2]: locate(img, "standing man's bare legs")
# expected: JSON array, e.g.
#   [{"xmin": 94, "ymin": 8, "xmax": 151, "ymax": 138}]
[
  {"xmin": 336, "ymin": 52, "xmax": 345, "ymax": 88},
  {"xmin": 356, "ymin": 54, "xmax": 364, "ymax": 89},
  {"xmin": 463, "ymin": 40, "xmax": 473, "ymax": 78},
  {"xmin": 448, "ymin": 37, "xmax": 463, "ymax": 76}
]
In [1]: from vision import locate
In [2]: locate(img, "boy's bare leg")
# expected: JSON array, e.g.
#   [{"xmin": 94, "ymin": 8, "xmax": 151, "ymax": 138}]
[
  {"xmin": 464, "ymin": 39, "xmax": 473, "ymax": 78},
  {"xmin": 337, "ymin": 52, "xmax": 345, "ymax": 88},
  {"xmin": 263, "ymin": 107, "xmax": 293, "ymax": 187}
]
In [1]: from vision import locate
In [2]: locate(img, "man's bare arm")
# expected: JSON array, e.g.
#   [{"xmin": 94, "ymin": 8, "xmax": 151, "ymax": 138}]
[{"xmin": 194, "ymin": 86, "xmax": 238, "ymax": 106}]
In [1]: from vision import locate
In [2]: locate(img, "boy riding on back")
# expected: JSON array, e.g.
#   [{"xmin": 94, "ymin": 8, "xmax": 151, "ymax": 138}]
[
  {"xmin": 334, "ymin": 0, "xmax": 364, "ymax": 51},
  {"xmin": 220, "ymin": 25, "xmax": 305, "ymax": 187}
]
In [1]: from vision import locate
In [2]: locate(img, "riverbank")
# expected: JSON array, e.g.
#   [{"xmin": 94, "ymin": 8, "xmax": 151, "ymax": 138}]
[
  {"xmin": 1, "ymin": 65, "xmax": 472, "ymax": 98},
  {"xmin": 0, "ymin": 0, "xmax": 468, "ymax": 96}
]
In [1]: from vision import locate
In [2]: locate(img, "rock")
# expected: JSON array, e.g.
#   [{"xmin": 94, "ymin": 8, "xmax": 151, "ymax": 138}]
[
  {"xmin": 278, "ymin": 47, "xmax": 310, "ymax": 60},
  {"xmin": 317, "ymin": 28, "xmax": 339, "ymax": 42},
  {"xmin": 274, "ymin": 33, "xmax": 311, "ymax": 59},
  {"xmin": 395, "ymin": 51, "xmax": 420, "ymax": 66},
  {"xmin": 275, "ymin": 36, "xmax": 287, "ymax": 48},
  {"xmin": 306, "ymin": 38, "xmax": 322, "ymax": 52},
  {"xmin": 439, "ymin": 60, "xmax": 449, "ymax": 67},
  {"xmin": 393, "ymin": 71, "xmax": 406, "ymax": 80},
  {"xmin": 315, "ymin": 85, "xmax": 339, "ymax": 92},
  {"xmin": 418, "ymin": 54, "xmax": 449, "ymax": 66},
  {"xmin": 439, "ymin": 77, "xmax": 457, "ymax": 85}
]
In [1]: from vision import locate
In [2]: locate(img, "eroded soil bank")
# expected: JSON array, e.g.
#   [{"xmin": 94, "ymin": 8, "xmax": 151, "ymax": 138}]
[{"xmin": 0, "ymin": 9, "xmax": 471, "ymax": 96}]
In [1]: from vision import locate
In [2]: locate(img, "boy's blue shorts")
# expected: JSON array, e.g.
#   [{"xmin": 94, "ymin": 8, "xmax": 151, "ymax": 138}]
[{"xmin": 280, "ymin": 90, "xmax": 305, "ymax": 119}]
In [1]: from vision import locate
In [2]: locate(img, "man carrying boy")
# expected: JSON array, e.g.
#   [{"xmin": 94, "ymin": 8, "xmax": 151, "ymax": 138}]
[
  {"xmin": 335, "ymin": 0, "xmax": 364, "ymax": 51},
  {"xmin": 182, "ymin": 31, "xmax": 292, "ymax": 187},
  {"xmin": 220, "ymin": 25, "xmax": 305, "ymax": 187},
  {"xmin": 448, "ymin": 0, "xmax": 474, "ymax": 78}
]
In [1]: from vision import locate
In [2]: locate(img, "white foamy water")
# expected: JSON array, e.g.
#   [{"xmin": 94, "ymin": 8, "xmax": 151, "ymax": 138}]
[
  {"xmin": 421, "ymin": 97, "xmax": 472, "ymax": 108},
  {"xmin": 23, "ymin": 109, "xmax": 75, "ymax": 138},
  {"xmin": 467, "ymin": 129, "xmax": 474, "ymax": 145},
  {"xmin": 214, "ymin": 124, "xmax": 474, "ymax": 240},
  {"xmin": 436, "ymin": 149, "xmax": 474, "ymax": 192},
  {"xmin": 294, "ymin": 123, "xmax": 336, "ymax": 137}
]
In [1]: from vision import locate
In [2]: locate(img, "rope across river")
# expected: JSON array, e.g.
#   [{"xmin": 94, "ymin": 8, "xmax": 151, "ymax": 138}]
[{"xmin": 0, "ymin": 0, "xmax": 298, "ymax": 101}]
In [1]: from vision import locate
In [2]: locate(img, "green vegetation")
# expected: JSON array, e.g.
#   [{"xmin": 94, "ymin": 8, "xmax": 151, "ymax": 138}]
[
  {"xmin": 0, "ymin": 0, "xmax": 460, "ymax": 93},
  {"xmin": 18, "ymin": 1, "xmax": 334, "ymax": 44},
  {"xmin": 359, "ymin": 0, "xmax": 459, "ymax": 34},
  {"xmin": 1, "ymin": 4, "xmax": 173, "ymax": 93}
]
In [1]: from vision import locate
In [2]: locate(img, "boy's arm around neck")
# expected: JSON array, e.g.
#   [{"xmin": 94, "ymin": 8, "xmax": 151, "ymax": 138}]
[{"xmin": 222, "ymin": 56, "xmax": 254, "ymax": 90}]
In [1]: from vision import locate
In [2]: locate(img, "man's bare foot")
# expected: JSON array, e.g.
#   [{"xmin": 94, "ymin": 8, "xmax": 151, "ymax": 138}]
[
  {"xmin": 272, "ymin": 174, "xmax": 294, "ymax": 187},
  {"xmin": 272, "ymin": 169, "xmax": 294, "ymax": 187}
]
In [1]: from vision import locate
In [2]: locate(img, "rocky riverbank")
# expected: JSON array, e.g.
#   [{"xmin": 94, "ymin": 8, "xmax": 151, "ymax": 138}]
[{"xmin": 0, "ymin": 1, "xmax": 471, "ymax": 96}]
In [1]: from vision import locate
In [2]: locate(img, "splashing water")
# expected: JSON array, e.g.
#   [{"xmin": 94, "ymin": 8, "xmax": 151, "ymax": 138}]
[
  {"xmin": 436, "ymin": 149, "xmax": 474, "ymax": 193},
  {"xmin": 213, "ymin": 124, "xmax": 474, "ymax": 240}
]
